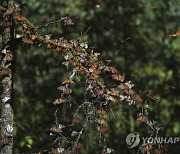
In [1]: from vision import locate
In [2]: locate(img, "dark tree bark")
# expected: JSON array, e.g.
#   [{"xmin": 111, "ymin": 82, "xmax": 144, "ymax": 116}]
[{"xmin": 0, "ymin": 0, "xmax": 14, "ymax": 153}]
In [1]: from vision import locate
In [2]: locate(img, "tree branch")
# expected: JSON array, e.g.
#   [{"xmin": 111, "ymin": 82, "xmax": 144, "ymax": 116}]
[{"xmin": 0, "ymin": 0, "xmax": 14, "ymax": 153}]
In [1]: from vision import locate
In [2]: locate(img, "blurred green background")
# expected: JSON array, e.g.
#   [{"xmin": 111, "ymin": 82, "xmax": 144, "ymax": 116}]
[{"xmin": 1, "ymin": 0, "xmax": 180, "ymax": 153}]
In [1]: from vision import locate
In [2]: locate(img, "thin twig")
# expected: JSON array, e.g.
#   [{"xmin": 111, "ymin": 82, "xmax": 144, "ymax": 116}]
[
  {"xmin": 110, "ymin": 108, "xmax": 119, "ymax": 124},
  {"xmin": 77, "ymin": 26, "xmax": 91, "ymax": 41},
  {"xmin": 36, "ymin": 17, "xmax": 68, "ymax": 30}
]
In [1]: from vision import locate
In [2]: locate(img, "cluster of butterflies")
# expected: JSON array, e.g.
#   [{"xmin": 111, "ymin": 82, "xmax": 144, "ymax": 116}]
[
  {"xmin": 9, "ymin": 5, "xmax": 166, "ymax": 154},
  {"xmin": 47, "ymin": 33, "xmax": 160, "ymax": 153}
]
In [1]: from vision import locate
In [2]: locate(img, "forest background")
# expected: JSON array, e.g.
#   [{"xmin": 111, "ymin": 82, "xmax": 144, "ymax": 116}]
[{"xmin": 0, "ymin": 0, "xmax": 179, "ymax": 153}]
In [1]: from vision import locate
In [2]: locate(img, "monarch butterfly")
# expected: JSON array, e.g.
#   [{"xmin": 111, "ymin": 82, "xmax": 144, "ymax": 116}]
[
  {"xmin": 164, "ymin": 85, "xmax": 175, "ymax": 93},
  {"xmin": 22, "ymin": 37, "xmax": 33, "ymax": 44},
  {"xmin": 53, "ymin": 98, "xmax": 67, "ymax": 105},
  {"xmin": 47, "ymin": 43, "xmax": 53, "ymax": 49},
  {"xmin": 65, "ymin": 17, "xmax": 74, "ymax": 26},
  {"xmin": 94, "ymin": 88, "xmax": 103, "ymax": 95},
  {"xmin": 124, "ymin": 81, "xmax": 134, "ymax": 88},
  {"xmin": 62, "ymin": 79, "xmax": 74, "ymax": 85},
  {"xmin": 1, "ymin": 137, "xmax": 10, "ymax": 145},
  {"xmin": 141, "ymin": 92, "xmax": 157, "ymax": 102},
  {"xmin": 57, "ymin": 85, "xmax": 65, "ymax": 91},
  {"xmin": 31, "ymin": 34, "xmax": 37, "ymax": 40},
  {"xmin": 97, "ymin": 81, "xmax": 105, "ymax": 89},
  {"xmin": 105, "ymin": 95, "xmax": 117, "ymax": 103},
  {"xmin": 96, "ymin": 108, "xmax": 106, "ymax": 115},
  {"xmin": 89, "ymin": 73, "xmax": 99, "ymax": 80},
  {"xmin": 137, "ymin": 115, "xmax": 148, "ymax": 123},
  {"xmin": 73, "ymin": 117, "xmax": 81, "ymax": 124},
  {"xmin": 102, "ymin": 148, "xmax": 114, "ymax": 154},
  {"xmin": 66, "ymin": 149, "xmax": 73, "ymax": 154},
  {"xmin": 144, "ymin": 143, "xmax": 152, "ymax": 151},
  {"xmin": 119, "ymin": 83, "xmax": 129, "ymax": 90},
  {"xmin": 124, "ymin": 88, "xmax": 135, "ymax": 95},
  {"xmin": 169, "ymin": 31, "xmax": 180, "ymax": 37},
  {"xmin": 110, "ymin": 89, "xmax": 119, "ymax": 97},
  {"xmin": 93, "ymin": 69, "xmax": 101, "ymax": 75},
  {"xmin": 73, "ymin": 142, "xmax": 83, "ymax": 149},
  {"xmin": 98, "ymin": 126, "xmax": 107, "ymax": 134},
  {"xmin": 65, "ymin": 88, "xmax": 73, "ymax": 94},
  {"xmin": 0, "ymin": 5, "xmax": 5, "ymax": 11},
  {"xmin": 75, "ymin": 65, "xmax": 85, "ymax": 75},
  {"xmin": 112, "ymin": 74, "xmax": 124, "ymax": 81},
  {"xmin": 131, "ymin": 95, "xmax": 143, "ymax": 103},
  {"xmin": 91, "ymin": 63, "xmax": 98, "ymax": 69},
  {"xmin": 14, "ymin": 15, "xmax": 26, "ymax": 21},
  {"xmin": 154, "ymin": 148, "xmax": 165, "ymax": 154},
  {"xmin": 2, "ymin": 22, "xmax": 12, "ymax": 27},
  {"xmin": 55, "ymin": 46, "xmax": 63, "ymax": 52},
  {"xmin": 5, "ymin": 53, "xmax": 13, "ymax": 61},
  {"xmin": 74, "ymin": 50, "xmax": 81, "ymax": 56},
  {"xmin": 148, "ymin": 4, "xmax": 156, "ymax": 9},
  {"xmin": 96, "ymin": 118, "xmax": 106, "ymax": 125},
  {"xmin": 105, "ymin": 66, "xmax": 118, "ymax": 74},
  {"xmin": 50, "ymin": 125, "xmax": 62, "ymax": 133},
  {"xmin": 71, "ymin": 58, "xmax": 79, "ymax": 66},
  {"xmin": 0, "ymin": 68, "xmax": 11, "ymax": 76}
]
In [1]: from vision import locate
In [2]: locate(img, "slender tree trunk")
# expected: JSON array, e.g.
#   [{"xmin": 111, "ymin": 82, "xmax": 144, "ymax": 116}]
[{"xmin": 0, "ymin": 0, "xmax": 14, "ymax": 153}]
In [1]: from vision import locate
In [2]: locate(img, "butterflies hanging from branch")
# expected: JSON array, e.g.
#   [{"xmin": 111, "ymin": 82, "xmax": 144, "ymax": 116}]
[{"xmin": 169, "ymin": 31, "xmax": 180, "ymax": 37}]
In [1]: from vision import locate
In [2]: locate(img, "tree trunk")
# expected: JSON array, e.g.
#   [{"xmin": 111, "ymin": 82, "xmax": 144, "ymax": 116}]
[{"xmin": 0, "ymin": 0, "xmax": 14, "ymax": 153}]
